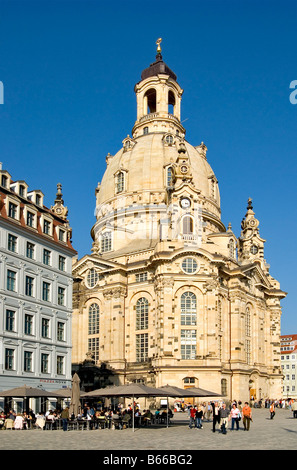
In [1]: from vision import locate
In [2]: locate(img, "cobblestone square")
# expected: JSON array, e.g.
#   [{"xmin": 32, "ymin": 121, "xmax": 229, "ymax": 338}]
[{"xmin": 0, "ymin": 408, "xmax": 295, "ymax": 452}]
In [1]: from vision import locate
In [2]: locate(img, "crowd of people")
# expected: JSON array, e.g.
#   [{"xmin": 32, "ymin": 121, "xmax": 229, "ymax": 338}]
[
  {"xmin": 185, "ymin": 397, "xmax": 297, "ymax": 434},
  {"xmin": 0, "ymin": 402, "xmax": 174, "ymax": 431},
  {"xmin": 1, "ymin": 397, "xmax": 297, "ymax": 431}
]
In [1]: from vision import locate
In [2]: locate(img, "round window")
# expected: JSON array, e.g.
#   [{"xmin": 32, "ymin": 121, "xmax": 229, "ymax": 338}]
[
  {"xmin": 181, "ymin": 258, "xmax": 199, "ymax": 274},
  {"xmin": 86, "ymin": 268, "xmax": 99, "ymax": 288}
]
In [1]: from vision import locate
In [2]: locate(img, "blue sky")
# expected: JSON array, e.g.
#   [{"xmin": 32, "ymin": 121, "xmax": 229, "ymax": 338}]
[{"xmin": 0, "ymin": 0, "xmax": 296, "ymax": 334}]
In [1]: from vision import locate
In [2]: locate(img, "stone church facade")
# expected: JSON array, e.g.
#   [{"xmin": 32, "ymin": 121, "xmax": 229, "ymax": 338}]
[{"xmin": 72, "ymin": 43, "xmax": 286, "ymax": 402}]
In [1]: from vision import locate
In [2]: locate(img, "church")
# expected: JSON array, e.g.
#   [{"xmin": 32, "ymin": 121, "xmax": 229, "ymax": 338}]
[{"xmin": 72, "ymin": 41, "xmax": 286, "ymax": 402}]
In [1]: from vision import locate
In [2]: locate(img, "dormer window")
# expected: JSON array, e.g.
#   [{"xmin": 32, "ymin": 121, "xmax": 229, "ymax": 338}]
[{"xmin": 1, "ymin": 175, "xmax": 7, "ymax": 188}]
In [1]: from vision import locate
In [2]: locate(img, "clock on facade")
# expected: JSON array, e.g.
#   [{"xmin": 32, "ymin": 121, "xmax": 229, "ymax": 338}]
[
  {"xmin": 180, "ymin": 165, "xmax": 188, "ymax": 173},
  {"xmin": 180, "ymin": 197, "xmax": 191, "ymax": 209}
]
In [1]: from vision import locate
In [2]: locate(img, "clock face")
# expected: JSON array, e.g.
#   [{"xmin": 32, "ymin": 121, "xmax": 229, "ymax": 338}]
[
  {"xmin": 180, "ymin": 197, "xmax": 191, "ymax": 208},
  {"xmin": 180, "ymin": 165, "xmax": 188, "ymax": 173}
]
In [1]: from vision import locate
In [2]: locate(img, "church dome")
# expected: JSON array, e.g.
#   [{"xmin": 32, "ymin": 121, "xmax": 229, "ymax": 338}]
[
  {"xmin": 97, "ymin": 133, "xmax": 220, "ymax": 212},
  {"xmin": 92, "ymin": 43, "xmax": 225, "ymax": 254}
]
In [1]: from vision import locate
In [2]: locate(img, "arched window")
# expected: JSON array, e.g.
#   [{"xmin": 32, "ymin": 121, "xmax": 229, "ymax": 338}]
[
  {"xmin": 183, "ymin": 216, "xmax": 193, "ymax": 235},
  {"xmin": 101, "ymin": 231, "xmax": 112, "ymax": 252},
  {"xmin": 116, "ymin": 171, "xmax": 124, "ymax": 193},
  {"xmin": 143, "ymin": 126, "xmax": 149, "ymax": 135},
  {"xmin": 166, "ymin": 166, "xmax": 174, "ymax": 187},
  {"xmin": 86, "ymin": 268, "xmax": 99, "ymax": 288},
  {"xmin": 144, "ymin": 89, "xmax": 157, "ymax": 114},
  {"xmin": 136, "ymin": 297, "xmax": 149, "ymax": 330},
  {"xmin": 221, "ymin": 379, "xmax": 227, "ymax": 397},
  {"xmin": 245, "ymin": 306, "xmax": 251, "ymax": 337},
  {"xmin": 181, "ymin": 291, "xmax": 197, "ymax": 325},
  {"xmin": 88, "ymin": 303, "xmax": 100, "ymax": 335},
  {"xmin": 168, "ymin": 90, "xmax": 175, "ymax": 115}
]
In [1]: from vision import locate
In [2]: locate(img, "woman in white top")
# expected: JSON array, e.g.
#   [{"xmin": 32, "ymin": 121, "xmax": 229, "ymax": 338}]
[{"xmin": 230, "ymin": 404, "xmax": 240, "ymax": 430}]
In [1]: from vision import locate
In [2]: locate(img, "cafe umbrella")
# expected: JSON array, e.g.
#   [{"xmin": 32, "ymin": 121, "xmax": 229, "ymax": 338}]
[
  {"xmin": 69, "ymin": 373, "xmax": 82, "ymax": 418},
  {"xmin": 84, "ymin": 383, "xmax": 173, "ymax": 432},
  {"xmin": 0, "ymin": 384, "xmax": 61, "ymax": 413}
]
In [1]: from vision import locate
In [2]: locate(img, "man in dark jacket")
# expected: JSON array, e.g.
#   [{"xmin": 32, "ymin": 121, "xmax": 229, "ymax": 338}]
[{"xmin": 61, "ymin": 407, "xmax": 69, "ymax": 431}]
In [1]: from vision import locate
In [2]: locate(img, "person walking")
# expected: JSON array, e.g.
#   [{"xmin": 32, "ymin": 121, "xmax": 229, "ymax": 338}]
[
  {"xmin": 212, "ymin": 402, "xmax": 220, "ymax": 433},
  {"xmin": 291, "ymin": 400, "xmax": 297, "ymax": 418},
  {"xmin": 189, "ymin": 406, "xmax": 196, "ymax": 429},
  {"xmin": 219, "ymin": 403, "xmax": 230, "ymax": 434},
  {"xmin": 242, "ymin": 402, "xmax": 252, "ymax": 431},
  {"xmin": 270, "ymin": 402, "xmax": 275, "ymax": 419},
  {"xmin": 230, "ymin": 403, "xmax": 240, "ymax": 430},
  {"xmin": 61, "ymin": 406, "xmax": 69, "ymax": 431},
  {"xmin": 195, "ymin": 405, "xmax": 204, "ymax": 429}
]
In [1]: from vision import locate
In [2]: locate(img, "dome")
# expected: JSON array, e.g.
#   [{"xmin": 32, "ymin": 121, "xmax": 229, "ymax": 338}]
[{"xmin": 97, "ymin": 133, "xmax": 220, "ymax": 211}]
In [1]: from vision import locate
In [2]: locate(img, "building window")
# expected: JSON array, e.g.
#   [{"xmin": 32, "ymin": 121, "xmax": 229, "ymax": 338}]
[
  {"xmin": 19, "ymin": 185, "xmax": 25, "ymax": 197},
  {"xmin": 135, "ymin": 272, "xmax": 148, "ymax": 282},
  {"xmin": 87, "ymin": 268, "xmax": 99, "ymax": 288},
  {"xmin": 221, "ymin": 379, "xmax": 228, "ymax": 397},
  {"xmin": 116, "ymin": 171, "xmax": 125, "ymax": 193},
  {"xmin": 165, "ymin": 134, "xmax": 174, "ymax": 144},
  {"xmin": 41, "ymin": 318, "xmax": 50, "ymax": 338},
  {"xmin": 181, "ymin": 329, "xmax": 196, "ymax": 359},
  {"xmin": 229, "ymin": 239, "xmax": 235, "ymax": 259},
  {"xmin": 6, "ymin": 309, "xmax": 15, "ymax": 332},
  {"xmin": 26, "ymin": 211, "xmax": 35, "ymax": 227},
  {"xmin": 5, "ymin": 348, "xmax": 14, "ymax": 370},
  {"xmin": 183, "ymin": 377, "xmax": 195, "ymax": 385},
  {"xmin": 57, "ymin": 322, "xmax": 65, "ymax": 341},
  {"xmin": 59, "ymin": 255, "xmax": 66, "ymax": 271},
  {"xmin": 181, "ymin": 258, "xmax": 198, "ymax": 274},
  {"xmin": 24, "ymin": 351, "xmax": 33, "ymax": 372},
  {"xmin": 101, "ymin": 232, "xmax": 112, "ymax": 252},
  {"xmin": 1, "ymin": 175, "xmax": 7, "ymax": 187},
  {"xmin": 88, "ymin": 303, "xmax": 100, "ymax": 335},
  {"xmin": 58, "ymin": 287, "xmax": 65, "ymax": 306},
  {"xmin": 136, "ymin": 297, "xmax": 149, "ymax": 330},
  {"xmin": 88, "ymin": 338, "xmax": 100, "ymax": 363},
  {"xmin": 245, "ymin": 339, "xmax": 251, "ymax": 365},
  {"xmin": 43, "ymin": 249, "xmax": 51, "ymax": 266},
  {"xmin": 166, "ymin": 166, "xmax": 174, "ymax": 188},
  {"xmin": 41, "ymin": 353, "xmax": 49, "ymax": 374},
  {"xmin": 26, "ymin": 242, "xmax": 35, "ymax": 259},
  {"xmin": 24, "ymin": 314, "xmax": 33, "ymax": 335},
  {"xmin": 136, "ymin": 333, "xmax": 148, "ymax": 362},
  {"xmin": 8, "ymin": 234, "xmax": 17, "ymax": 252},
  {"xmin": 8, "ymin": 202, "xmax": 17, "ymax": 219},
  {"xmin": 25, "ymin": 276, "xmax": 34, "ymax": 297},
  {"xmin": 181, "ymin": 292, "xmax": 197, "ymax": 326},
  {"xmin": 58, "ymin": 229, "xmax": 65, "ymax": 242},
  {"xmin": 182, "ymin": 216, "xmax": 193, "ymax": 235},
  {"xmin": 42, "ymin": 282, "xmax": 50, "ymax": 302},
  {"xmin": 43, "ymin": 219, "xmax": 51, "ymax": 235},
  {"xmin": 143, "ymin": 126, "xmax": 149, "ymax": 135},
  {"xmin": 245, "ymin": 307, "xmax": 251, "ymax": 337},
  {"xmin": 57, "ymin": 356, "xmax": 64, "ymax": 375},
  {"xmin": 7, "ymin": 270, "xmax": 16, "ymax": 292}
]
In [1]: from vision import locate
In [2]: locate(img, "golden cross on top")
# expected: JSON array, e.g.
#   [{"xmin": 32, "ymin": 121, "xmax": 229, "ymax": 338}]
[{"xmin": 156, "ymin": 38, "xmax": 162, "ymax": 54}]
